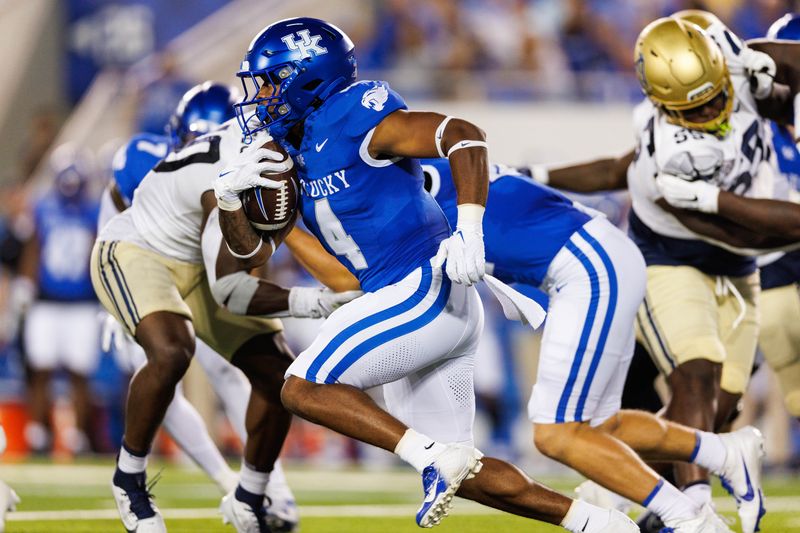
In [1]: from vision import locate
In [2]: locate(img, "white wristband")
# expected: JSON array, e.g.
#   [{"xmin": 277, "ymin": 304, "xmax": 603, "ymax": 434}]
[
  {"xmin": 226, "ymin": 238, "xmax": 263, "ymax": 259},
  {"xmin": 456, "ymin": 203, "xmax": 484, "ymax": 233},
  {"xmin": 435, "ymin": 116, "xmax": 454, "ymax": 158},
  {"xmin": 217, "ymin": 195, "xmax": 243, "ymax": 212},
  {"xmin": 530, "ymin": 164, "xmax": 549, "ymax": 185},
  {"xmin": 446, "ymin": 140, "xmax": 488, "ymax": 158},
  {"xmin": 794, "ymin": 93, "xmax": 800, "ymax": 134}
]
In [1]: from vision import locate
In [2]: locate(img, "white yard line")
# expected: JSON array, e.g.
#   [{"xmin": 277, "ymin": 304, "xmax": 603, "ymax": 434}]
[{"xmin": 8, "ymin": 497, "xmax": 800, "ymax": 522}]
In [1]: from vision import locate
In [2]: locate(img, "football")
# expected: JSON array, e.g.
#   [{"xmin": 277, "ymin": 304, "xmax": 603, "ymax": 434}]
[{"xmin": 239, "ymin": 139, "xmax": 300, "ymax": 243}]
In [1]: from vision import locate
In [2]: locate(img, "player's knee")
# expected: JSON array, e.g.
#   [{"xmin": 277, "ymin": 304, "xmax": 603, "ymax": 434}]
[
  {"xmin": 145, "ymin": 342, "xmax": 192, "ymax": 382},
  {"xmin": 533, "ymin": 423, "xmax": 576, "ymax": 460},
  {"xmin": 281, "ymin": 376, "xmax": 313, "ymax": 415},
  {"xmin": 670, "ymin": 360, "xmax": 719, "ymax": 401}
]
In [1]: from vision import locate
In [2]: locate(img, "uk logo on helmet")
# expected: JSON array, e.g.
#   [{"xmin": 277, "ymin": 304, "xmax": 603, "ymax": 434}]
[{"xmin": 281, "ymin": 30, "xmax": 328, "ymax": 59}]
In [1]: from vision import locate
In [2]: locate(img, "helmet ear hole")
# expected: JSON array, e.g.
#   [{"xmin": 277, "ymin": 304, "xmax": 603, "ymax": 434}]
[{"xmin": 302, "ymin": 79, "xmax": 323, "ymax": 91}]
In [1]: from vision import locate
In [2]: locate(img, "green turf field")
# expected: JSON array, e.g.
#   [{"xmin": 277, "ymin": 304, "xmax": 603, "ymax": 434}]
[{"xmin": 2, "ymin": 459, "xmax": 798, "ymax": 532}]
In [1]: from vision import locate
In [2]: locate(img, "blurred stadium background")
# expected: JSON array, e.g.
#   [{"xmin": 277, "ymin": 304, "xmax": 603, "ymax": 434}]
[{"xmin": 1, "ymin": 0, "xmax": 800, "ymax": 531}]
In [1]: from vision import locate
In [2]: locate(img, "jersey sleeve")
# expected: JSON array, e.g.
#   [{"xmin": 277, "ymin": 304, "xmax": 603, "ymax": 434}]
[
  {"xmin": 341, "ymin": 81, "xmax": 408, "ymax": 139},
  {"xmin": 113, "ymin": 134, "xmax": 169, "ymax": 204}
]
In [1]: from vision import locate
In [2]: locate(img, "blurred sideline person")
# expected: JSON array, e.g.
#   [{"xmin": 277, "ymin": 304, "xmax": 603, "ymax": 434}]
[
  {"xmin": 520, "ymin": 13, "xmax": 800, "ymax": 532},
  {"xmin": 17, "ymin": 146, "xmax": 100, "ymax": 455},
  {"xmin": 0, "ymin": 425, "xmax": 20, "ymax": 533},
  {"xmin": 99, "ymin": 82, "xmax": 297, "ymax": 531},
  {"xmin": 420, "ymin": 158, "xmax": 761, "ymax": 532}
]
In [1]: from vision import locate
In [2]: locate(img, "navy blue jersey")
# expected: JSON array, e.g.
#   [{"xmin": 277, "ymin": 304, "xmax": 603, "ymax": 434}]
[
  {"xmin": 421, "ymin": 159, "xmax": 592, "ymax": 287},
  {"xmin": 33, "ymin": 194, "xmax": 99, "ymax": 301},
  {"xmin": 112, "ymin": 133, "xmax": 170, "ymax": 204},
  {"xmin": 287, "ymin": 81, "xmax": 450, "ymax": 292}
]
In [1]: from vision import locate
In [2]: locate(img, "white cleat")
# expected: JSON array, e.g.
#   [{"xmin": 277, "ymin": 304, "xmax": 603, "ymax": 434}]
[
  {"xmin": 110, "ymin": 471, "xmax": 166, "ymax": 533},
  {"xmin": 264, "ymin": 492, "xmax": 299, "ymax": 532},
  {"xmin": 717, "ymin": 426, "xmax": 766, "ymax": 533},
  {"xmin": 220, "ymin": 490, "xmax": 269, "ymax": 533},
  {"xmin": 575, "ymin": 480, "xmax": 633, "ymax": 514},
  {"xmin": 0, "ymin": 480, "xmax": 20, "ymax": 533},
  {"xmin": 663, "ymin": 504, "xmax": 734, "ymax": 533},
  {"xmin": 596, "ymin": 508, "xmax": 639, "ymax": 532},
  {"xmin": 415, "ymin": 444, "xmax": 484, "ymax": 528}
]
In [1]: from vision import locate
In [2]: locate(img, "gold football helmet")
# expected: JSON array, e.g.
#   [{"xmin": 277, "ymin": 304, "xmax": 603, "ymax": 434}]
[
  {"xmin": 634, "ymin": 17, "xmax": 733, "ymax": 135},
  {"xmin": 671, "ymin": 9, "xmax": 722, "ymax": 30}
]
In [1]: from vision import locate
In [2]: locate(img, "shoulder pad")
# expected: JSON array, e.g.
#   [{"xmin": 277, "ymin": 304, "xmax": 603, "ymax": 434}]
[{"xmin": 328, "ymin": 81, "xmax": 407, "ymax": 138}]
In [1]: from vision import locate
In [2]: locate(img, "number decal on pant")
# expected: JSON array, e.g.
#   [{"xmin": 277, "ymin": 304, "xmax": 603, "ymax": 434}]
[{"xmin": 314, "ymin": 198, "xmax": 368, "ymax": 270}]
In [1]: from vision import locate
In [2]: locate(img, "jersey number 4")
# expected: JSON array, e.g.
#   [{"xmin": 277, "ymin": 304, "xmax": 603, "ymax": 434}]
[{"xmin": 314, "ymin": 198, "xmax": 368, "ymax": 270}]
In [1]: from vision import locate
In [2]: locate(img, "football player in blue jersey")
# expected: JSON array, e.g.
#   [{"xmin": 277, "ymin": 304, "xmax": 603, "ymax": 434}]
[
  {"xmin": 215, "ymin": 17, "xmax": 638, "ymax": 532},
  {"xmin": 17, "ymin": 145, "xmax": 100, "ymax": 455},
  {"xmin": 100, "ymin": 82, "xmax": 299, "ymax": 532},
  {"xmin": 419, "ymin": 158, "xmax": 770, "ymax": 531}
]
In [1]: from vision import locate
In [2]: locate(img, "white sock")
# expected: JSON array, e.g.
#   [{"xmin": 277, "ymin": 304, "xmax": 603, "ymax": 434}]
[
  {"xmin": 643, "ymin": 479, "xmax": 698, "ymax": 523},
  {"xmin": 689, "ymin": 431, "xmax": 726, "ymax": 473},
  {"xmin": 394, "ymin": 429, "xmax": 445, "ymax": 473},
  {"xmin": 560, "ymin": 500, "xmax": 614, "ymax": 533},
  {"xmin": 162, "ymin": 390, "xmax": 234, "ymax": 493},
  {"xmin": 118, "ymin": 442, "xmax": 148, "ymax": 474},
  {"xmin": 683, "ymin": 481, "xmax": 713, "ymax": 507},
  {"xmin": 195, "ymin": 343, "xmax": 250, "ymax": 444},
  {"xmin": 239, "ymin": 462, "xmax": 270, "ymax": 495}
]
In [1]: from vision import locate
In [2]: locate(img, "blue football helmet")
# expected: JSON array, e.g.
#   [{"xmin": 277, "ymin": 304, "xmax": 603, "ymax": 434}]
[
  {"xmin": 167, "ymin": 81, "xmax": 240, "ymax": 148},
  {"xmin": 767, "ymin": 13, "xmax": 800, "ymax": 40},
  {"xmin": 235, "ymin": 17, "xmax": 357, "ymax": 140},
  {"xmin": 49, "ymin": 144, "xmax": 94, "ymax": 202}
]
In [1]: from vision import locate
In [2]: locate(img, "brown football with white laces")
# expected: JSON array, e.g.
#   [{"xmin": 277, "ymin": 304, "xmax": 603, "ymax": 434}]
[{"xmin": 239, "ymin": 140, "xmax": 299, "ymax": 241}]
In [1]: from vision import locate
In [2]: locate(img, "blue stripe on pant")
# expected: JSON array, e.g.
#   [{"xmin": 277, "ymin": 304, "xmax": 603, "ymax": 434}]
[
  {"xmin": 574, "ymin": 228, "xmax": 618, "ymax": 420},
  {"xmin": 306, "ymin": 265, "xmax": 436, "ymax": 383},
  {"xmin": 557, "ymin": 240, "xmax": 601, "ymax": 423}
]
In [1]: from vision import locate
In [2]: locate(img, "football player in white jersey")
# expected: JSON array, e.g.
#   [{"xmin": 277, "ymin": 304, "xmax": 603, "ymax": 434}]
[
  {"xmin": 522, "ymin": 12, "xmax": 799, "ymax": 533},
  {"xmin": 92, "ymin": 113, "xmax": 359, "ymax": 533},
  {"xmin": 98, "ymin": 82, "xmax": 299, "ymax": 531}
]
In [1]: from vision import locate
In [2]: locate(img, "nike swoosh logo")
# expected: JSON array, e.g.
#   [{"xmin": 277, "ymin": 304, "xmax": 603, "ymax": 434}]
[
  {"xmin": 581, "ymin": 517, "xmax": 590, "ymax": 531},
  {"xmin": 740, "ymin": 458, "xmax": 755, "ymax": 502},
  {"xmin": 555, "ymin": 283, "xmax": 567, "ymax": 293},
  {"xmin": 424, "ymin": 442, "xmax": 435, "ymax": 450},
  {"xmin": 315, "ymin": 139, "xmax": 328, "ymax": 152},
  {"xmin": 219, "ymin": 170, "xmax": 235, "ymax": 177}
]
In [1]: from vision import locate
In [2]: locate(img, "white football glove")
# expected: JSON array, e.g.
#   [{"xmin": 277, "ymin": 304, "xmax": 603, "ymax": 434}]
[
  {"xmin": 433, "ymin": 204, "xmax": 486, "ymax": 286},
  {"xmin": 214, "ymin": 147, "xmax": 289, "ymax": 211},
  {"xmin": 656, "ymin": 173, "xmax": 720, "ymax": 214},
  {"xmin": 741, "ymin": 47, "xmax": 776, "ymax": 100},
  {"xmin": 286, "ymin": 287, "xmax": 363, "ymax": 319},
  {"xmin": 100, "ymin": 313, "xmax": 132, "ymax": 353}
]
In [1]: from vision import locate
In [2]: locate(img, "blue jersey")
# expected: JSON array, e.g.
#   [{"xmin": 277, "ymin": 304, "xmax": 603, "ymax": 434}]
[
  {"xmin": 288, "ymin": 81, "xmax": 450, "ymax": 292},
  {"xmin": 112, "ymin": 133, "xmax": 171, "ymax": 204},
  {"xmin": 33, "ymin": 194, "xmax": 99, "ymax": 301},
  {"xmin": 771, "ymin": 122, "xmax": 800, "ymax": 190},
  {"xmin": 421, "ymin": 159, "xmax": 592, "ymax": 287}
]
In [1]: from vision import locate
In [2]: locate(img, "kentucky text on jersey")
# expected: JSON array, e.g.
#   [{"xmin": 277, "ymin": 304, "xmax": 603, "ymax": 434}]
[
  {"xmin": 421, "ymin": 158, "xmax": 592, "ymax": 287},
  {"xmin": 299, "ymin": 171, "xmax": 351, "ymax": 198},
  {"xmin": 285, "ymin": 80, "xmax": 449, "ymax": 293}
]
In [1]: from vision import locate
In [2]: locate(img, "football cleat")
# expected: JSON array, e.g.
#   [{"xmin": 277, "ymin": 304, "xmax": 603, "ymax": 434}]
[
  {"xmin": 220, "ymin": 488, "xmax": 270, "ymax": 533},
  {"xmin": 0, "ymin": 480, "xmax": 20, "ymax": 533},
  {"xmin": 596, "ymin": 508, "xmax": 640, "ymax": 532},
  {"xmin": 717, "ymin": 426, "xmax": 766, "ymax": 533},
  {"xmin": 415, "ymin": 444, "xmax": 483, "ymax": 528},
  {"xmin": 264, "ymin": 494, "xmax": 299, "ymax": 532},
  {"xmin": 110, "ymin": 469, "xmax": 166, "ymax": 533},
  {"xmin": 660, "ymin": 503, "xmax": 733, "ymax": 533},
  {"xmin": 575, "ymin": 480, "xmax": 633, "ymax": 513}
]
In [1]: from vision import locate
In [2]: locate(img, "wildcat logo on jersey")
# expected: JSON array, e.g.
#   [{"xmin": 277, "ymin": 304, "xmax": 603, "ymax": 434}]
[
  {"xmin": 361, "ymin": 85, "xmax": 389, "ymax": 111},
  {"xmin": 300, "ymin": 170, "xmax": 351, "ymax": 198},
  {"xmin": 281, "ymin": 30, "xmax": 328, "ymax": 59}
]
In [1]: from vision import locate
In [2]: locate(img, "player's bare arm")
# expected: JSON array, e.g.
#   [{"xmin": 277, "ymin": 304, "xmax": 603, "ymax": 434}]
[
  {"xmin": 283, "ymin": 227, "xmax": 361, "ymax": 292},
  {"xmin": 716, "ymin": 192, "xmax": 800, "ymax": 241},
  {"xmin": 531, "ymin": 150, "xmax": 634, "ymax": 192},
  {"xmin": 370, "ymin": 110, "xmax": 488, "ymax": 205}
]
